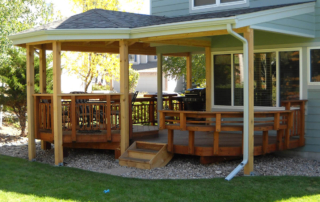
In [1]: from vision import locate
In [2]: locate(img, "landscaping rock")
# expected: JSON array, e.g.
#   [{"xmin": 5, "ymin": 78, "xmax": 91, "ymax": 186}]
[{"xmin": 1, "ymin": 124, "xmax": 320, "ymax": 179}]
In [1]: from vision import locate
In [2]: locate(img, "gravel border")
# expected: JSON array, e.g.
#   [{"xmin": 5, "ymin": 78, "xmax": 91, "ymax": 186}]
[{"xmin": 1, "ymin": 125, "xmax": 320, "ymax": 179}]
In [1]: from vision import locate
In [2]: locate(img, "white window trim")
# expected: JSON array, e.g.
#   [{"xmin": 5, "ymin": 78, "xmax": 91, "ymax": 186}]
[
  {"xmin": 192, "ymin": 0, "xmax": 246, "ymax": 11},
  {"xmin": 211, "ymin": 47, "xmax": 302, "ymax": 108},
  {"xmin": 307, "ymin": 47, "xmax": 320, "ymax": 85}
]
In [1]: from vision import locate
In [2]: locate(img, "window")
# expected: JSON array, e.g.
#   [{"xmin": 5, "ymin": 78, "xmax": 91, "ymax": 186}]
[
  {"xmin": 193, "ymin": 0, "xmax": 245, "ymax": 9},
  {"xmin": 129, "ymin": 55, "xmax": 137, "ymax": 63},
  {"xmin": 213, "ymin": 50, "xmax": 300, "ymax": 107},
  {"xmin": 310, "ymin": 49, "xmax": 320, "ymax": 82}
]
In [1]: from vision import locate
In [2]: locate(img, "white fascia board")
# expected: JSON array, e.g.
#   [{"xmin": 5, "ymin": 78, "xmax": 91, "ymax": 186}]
[
  {"xmin": 130, "ymin": 17, "xmax": 236, "ymax": 38},
  {"xmin": 251, "ymin": 24, "xmax": 315, "ymax": 38},
  {"xmin": 234, "ymin": 2, "xmax": 315, "ymax": 28},
  {"xmin": 9, "ymin": 29, "xmax": 131, "ymax": 45}
]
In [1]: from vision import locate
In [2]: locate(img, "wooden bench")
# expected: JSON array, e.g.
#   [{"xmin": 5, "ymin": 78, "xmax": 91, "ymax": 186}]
[{"xmin": 159, "ymin": 110, "xmax": 294, "ymax": 156}]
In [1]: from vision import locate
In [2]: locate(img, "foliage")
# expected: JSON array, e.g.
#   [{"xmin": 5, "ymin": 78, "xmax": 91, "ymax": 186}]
[
  {"xmin": 0, "ymin": 49, "xmax": 53, "ymax": 136},
  {"xmin": 162, "ymin": 54, "xmax": 206, "ymax": 87},
  {"xmin": 70, "ymin": 0, "xmax": 142, "ymax": 12},
  {"xmin": 0, "ymin": 0, "xmax": 59, "ymax": 63},
  {"xmin": 1, "ymin": 155, "xmax": 320, "ymax": 201},
  {"xmin": 129, "ymin": 68, "xmax": 139, "ymax": 93}
]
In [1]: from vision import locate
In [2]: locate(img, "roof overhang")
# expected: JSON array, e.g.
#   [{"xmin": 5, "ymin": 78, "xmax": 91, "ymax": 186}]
[{"xmin": 9, "ymin": 2, "xmax": 316, "ymax": 45}]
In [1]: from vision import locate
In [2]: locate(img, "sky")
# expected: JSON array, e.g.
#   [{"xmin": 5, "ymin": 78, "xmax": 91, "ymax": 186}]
[{"xmin": 46, "ymin": 0, "xmax": 150, "ymax": 17}]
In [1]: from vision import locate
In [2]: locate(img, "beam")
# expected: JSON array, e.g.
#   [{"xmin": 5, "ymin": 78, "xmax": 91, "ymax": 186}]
[
  {"xmin": 39, "ymin": 45, "xmax": 49, "ymax": 150},
  {"xmin": 26, "ymin": 45, "xmax": 36, "ymax": 161},
  {"xmin": 205, "ymin": 47, "xmax": 212, "ymax": 112},
  {"xmin": 133, "ymin": 27, "xmax": 249, "ymax": 43},
  {"xmin": 186, "ymin": 53, "xmax": 192, "ymax": 89},
  {"xmin": 157, "ymin": 53, "xmax": 163, "ymax": 125},
  {"xmin": 120, "ymin": 40, "xmax": 130, "ymax": 155},
  {"xmin": 52, "ymin": 41, "xmax": 63, "ymax": 166},
  {"xmin": 153, "ymin": 39, "xmax": 211, "ymax": 47},
  {"xmin": 243, "ymin": 29, "xmax": 254, "ymax": 175}
]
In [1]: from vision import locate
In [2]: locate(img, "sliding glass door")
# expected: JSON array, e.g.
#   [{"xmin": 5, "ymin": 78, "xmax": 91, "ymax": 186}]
[{"xmin": 213, "ymin": 50, "xmax": 300, "ymax": 107}]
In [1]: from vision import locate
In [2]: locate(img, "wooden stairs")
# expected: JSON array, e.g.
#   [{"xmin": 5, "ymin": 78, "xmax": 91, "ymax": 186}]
[{"xmin": 119, "ymin": 141, "xmax": 173, "ymax": 169}]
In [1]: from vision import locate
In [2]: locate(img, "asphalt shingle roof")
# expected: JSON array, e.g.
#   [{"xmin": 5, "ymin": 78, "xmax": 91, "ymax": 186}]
[{"xmin": 16, "ymin": 1, "xmax": 314, "ymax": 35}]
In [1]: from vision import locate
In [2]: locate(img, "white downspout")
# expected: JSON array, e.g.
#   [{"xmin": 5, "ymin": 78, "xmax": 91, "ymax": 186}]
[{"xmin": 225, "ymin": 24, "xmax": 249, "ymax": 181}]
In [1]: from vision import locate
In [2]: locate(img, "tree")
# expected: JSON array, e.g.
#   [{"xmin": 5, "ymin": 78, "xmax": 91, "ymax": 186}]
[
  {"xmin": 0, "ymin": 0, "xmax": 57, "ymax": 63},
  {"xmin": 65, "ymin": 0, "xmax": 141, "ymax": 93},
  {"xmin": 0, "ymin": 48, "xmax": 53, "ymax": 136},
  {"xmin": 162, "ymin": 54, "xmax": 206, "ymax": 87}
]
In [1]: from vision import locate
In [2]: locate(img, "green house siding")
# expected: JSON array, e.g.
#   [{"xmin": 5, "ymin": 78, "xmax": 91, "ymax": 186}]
[
  {"xmin": 151, "ymin": 0, "xmax": 314, "ymax": 17},
  {"xmin": 151, "ymin": 0, "xmax": 189, "ymax": 17},
  {"xmin": 301, "ymin": 89, "xmax": 320, "ymax": 153}
]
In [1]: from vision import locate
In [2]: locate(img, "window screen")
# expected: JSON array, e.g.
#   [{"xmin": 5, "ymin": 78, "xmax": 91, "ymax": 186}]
[
  {"xmin": 220, "ymin": 0, "xmax": 243, "ymax": 3},
  {"xmin": 194, "ymin": 0, "xmax": 216, "ymax": 6},
  {"xmin": 310, "ymin": 49, "xmax": 320, "ymax": 82},
  {"xmin": 214, "ymin": 55, "xmax": 231, "ymax": 105},
  {"xmin": 234, "ymin": 54, "xmax": 244, "ymax": 106},
  {"xmin": 254, "ymin": 53, "xmax": 276, "ymax": 107},
  {"xmin": 279, "ymin": 51, "xmax": 300, "ymax": 101}
]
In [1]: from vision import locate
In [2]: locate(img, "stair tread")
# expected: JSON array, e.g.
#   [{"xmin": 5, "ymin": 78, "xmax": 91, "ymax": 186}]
[
  {"xmin": 129, "ymin": 148, "xmax": 159, "ymax": 154},
  {"xmin": 120, "ymin": 156, "xmax": 150, "ymax": 163}
]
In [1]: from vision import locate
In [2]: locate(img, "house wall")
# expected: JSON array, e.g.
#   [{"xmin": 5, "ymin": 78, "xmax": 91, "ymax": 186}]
[{"xmin": 151, "ymin": 0, "xmax": 314, "ymax": 17}]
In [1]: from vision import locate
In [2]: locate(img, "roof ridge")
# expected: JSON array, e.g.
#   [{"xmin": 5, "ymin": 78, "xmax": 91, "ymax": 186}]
[{"xmin": 92, "ymin": 9, "xmax": 123, "ymax": 27}]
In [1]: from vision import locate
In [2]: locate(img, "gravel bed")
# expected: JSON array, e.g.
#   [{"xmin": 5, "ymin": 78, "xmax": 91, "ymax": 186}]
[{"xmin": 1, "ymin": 124, "xmax": 320, "ymax": 179}]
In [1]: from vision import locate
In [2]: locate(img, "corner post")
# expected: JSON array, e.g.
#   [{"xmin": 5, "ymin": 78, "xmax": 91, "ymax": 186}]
[
  {"xmin": 27, "ymin": 45, "xmax": 36, "ymax": 161},
  {"xmin": 120, "ymin": 40, "xmax": 130, "ymax": 154},
  {"xmin": 39, "ymin": 45, "xmax": 50, "ymax": 150},
  {"xmin": 186, "ymin": 53, "xmax": 192, "ymax": 89},
  {"xmin": 244, "ymin": 29, "xmax": 254, "ymax": 175},
  {"xmin": 205, "ymin": 47, "xmax": 212, "ymax": 112},
  {"xmin": 53, "ymin": 41, "xmax": 63, "ymax": 166},
  {"xmin": 157, "ymin": 53, "xmax": 163, "ymax": 125}
]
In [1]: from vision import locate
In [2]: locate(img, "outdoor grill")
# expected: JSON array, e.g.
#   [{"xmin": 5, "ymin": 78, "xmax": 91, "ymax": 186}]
[{"xmin": 183, "ymin": 88, "xmax": 206, "ymax": 111}]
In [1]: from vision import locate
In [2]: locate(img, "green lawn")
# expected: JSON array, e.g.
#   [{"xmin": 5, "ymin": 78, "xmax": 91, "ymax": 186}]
[{"xmin": 0, "ymin": 155, "xmax": 320, "ymax": 202}]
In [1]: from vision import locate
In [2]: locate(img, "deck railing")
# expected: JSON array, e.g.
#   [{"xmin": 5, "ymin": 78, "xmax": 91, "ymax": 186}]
[
  {"xmin": 34, "ymin": 94, "xmax": 122, "ymax": 142},
  {"xmin": 132, "ymin": 97, "xmax": 184, "ymax": 125}
]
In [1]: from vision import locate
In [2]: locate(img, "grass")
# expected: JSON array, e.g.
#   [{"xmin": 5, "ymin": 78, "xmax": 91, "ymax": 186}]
[{"xmin": 0, "ymin": 155, "xmax": 320, "ymax": 202}]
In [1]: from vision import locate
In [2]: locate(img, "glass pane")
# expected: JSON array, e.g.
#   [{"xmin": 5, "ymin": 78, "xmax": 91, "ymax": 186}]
[
  {"xmin": 194, "ymin": 0, "xmax": 216, "ymax": 7},
  {"xmin": 221, "ymin": 0, "xmax": 243, "ymax": 3},
  {"xmin": 279, "ymin": 51, "xmax": 300, "ymax": 102},
  {"xmin": 214, "ymin": 54, "xmax": 231, "ymax": 106},
  {"xmin": 234, "ymin": 54, "xmax": 244, "ymax": 106},
  {"xmin": 310, "ymin": 49, "xmax": 320, "ymax": 82},
  {"xmin": 254, "ymin": 53, "xmax": 277, "ymax": 107}
]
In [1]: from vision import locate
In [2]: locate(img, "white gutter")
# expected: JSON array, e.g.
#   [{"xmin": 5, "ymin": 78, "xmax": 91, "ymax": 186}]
[{"xmin": 225, "ymin": 24, "xmax": 249, "ymax": 181}]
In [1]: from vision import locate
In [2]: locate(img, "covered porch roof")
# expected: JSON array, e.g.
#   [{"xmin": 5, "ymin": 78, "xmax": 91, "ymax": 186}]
[{"xmin": 9, "ymin": 1, "xmax": 315, "ymax": 48}]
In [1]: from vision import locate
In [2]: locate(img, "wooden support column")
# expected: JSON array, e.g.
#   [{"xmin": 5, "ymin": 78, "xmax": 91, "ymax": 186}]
[
  {"xmin": 188, "ymin": 131, "xmax": 195, "ymax": 155},
  {"xmin": 120, "ymin": 40, "xmax": 130, "ymax": 154},
  {"xmin": 52, "ymin": 41, "xmax": 63, "ymax": 166},
  {"xmin": 39, "ymin": 46, "xmax": 51, "ymax": 150},
  {"xmin": 157, "ymin": 53, "xmax": 163, "ymax": 125},
  {"xmin": 186, "ymin": 53, "xmax": 192, "ymax": 89},
  {"xmin": 262, "ymin": 131, "xmax": 268, "ymax": 155},
  {"xmin": 205, "ymin": 47, "xmax": 212, "ymax": 112},
  {"xmin": 27, "ymin": 45, "xmax": 36, "ymax": 161},
  {"xmin": 244, "ymin": 29, "xmax": 254, "ymax": 175}
]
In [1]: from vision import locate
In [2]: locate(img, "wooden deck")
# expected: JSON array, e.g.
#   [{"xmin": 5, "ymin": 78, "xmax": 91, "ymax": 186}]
[{"xmin": 133, "ymin": 129, "xmax": 300, "ymax": 157}]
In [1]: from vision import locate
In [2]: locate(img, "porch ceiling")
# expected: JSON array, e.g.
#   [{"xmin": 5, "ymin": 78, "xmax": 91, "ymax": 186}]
[{"xmin": 9, "ymin": 1, "xmax": 315, "ymax": 48}]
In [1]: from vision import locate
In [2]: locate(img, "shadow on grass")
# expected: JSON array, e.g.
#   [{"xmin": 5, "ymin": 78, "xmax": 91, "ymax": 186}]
[{"xmin": 0, "ymin": 155, "xmax": 320, "ymax": 202}]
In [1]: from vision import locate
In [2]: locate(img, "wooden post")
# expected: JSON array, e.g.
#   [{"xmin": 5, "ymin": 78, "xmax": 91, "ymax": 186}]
[
  {"xmin": 71, "ymin": 96, "xmax": 76, "ymax": 142},
  {"xmin": 244, "ymin": 29, "xmax": 254, "ymax": 175},
  {"xmin": 188, "ymin": 131, "xmax": 195, "ymax": 155},
  {"xmin": 205, "ymin": 47, "xmax": 212, "ymax": 112},
  {"xmin": 186, "ymin": 53, "xmax": 192, "ymax": 89},
  {"xmin": 52, "ymin": 41, "xmax": 63, "ymax": 166},
  {"xmin": 168, "ymin": 129, "xmax": 174, "ymax": 153},
  {"xmin": 213, "ymin": 132, "xmax": 219, "ymax": 155},
  {"xmin": 157, "ymin": 53, "xmax": 163, "ymax": 125},
  {"xmin": 300, "ymin": 101, "xmax": 305, "ymax": 146},
  {"xmin": 262, "ymin": 131, "xmax": 268, "ymax": 154},
  {"xmin": 27, "ymin": 45, "xmax": 36, "ymax": 161},
  {"xmin": 120, "ymin": 40, "xmax": 130, "ymax": 154},
  {"xmin": 39, "ymin": 46, "xmax": 50, "ymax": 150}
]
